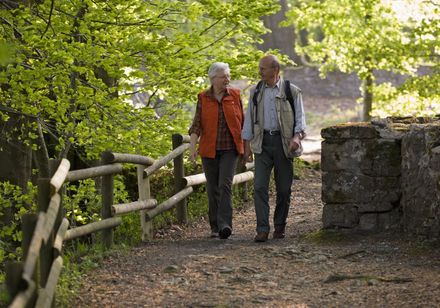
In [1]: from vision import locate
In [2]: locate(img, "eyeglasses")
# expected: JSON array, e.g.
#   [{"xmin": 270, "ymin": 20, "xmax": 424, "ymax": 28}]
[{"xmin": 215, "ymin": 74, "xmax": 230, "ymax": 80}]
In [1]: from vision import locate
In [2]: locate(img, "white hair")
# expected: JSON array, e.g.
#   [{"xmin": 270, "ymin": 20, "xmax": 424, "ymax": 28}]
[{"xmin": 208, "ymin": 62, "xmax": 230, "ymax": 80}]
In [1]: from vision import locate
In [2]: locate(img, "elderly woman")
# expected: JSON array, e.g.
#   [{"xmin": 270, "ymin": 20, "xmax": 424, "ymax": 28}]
[{"xmin": 188, "ymin": 62, "xmax": 244, "ymax": 239}]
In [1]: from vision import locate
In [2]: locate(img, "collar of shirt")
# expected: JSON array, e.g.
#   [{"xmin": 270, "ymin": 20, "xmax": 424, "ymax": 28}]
[
  {"xmin": 264, "ymin": 78, "xmax": 281, "ymax": 89},
  {"xmin": 206, "ymin": 86, "xmax": 231, "ymax": 99}
]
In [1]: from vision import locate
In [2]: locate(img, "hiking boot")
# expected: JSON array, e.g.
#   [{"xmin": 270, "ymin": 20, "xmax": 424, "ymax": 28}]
[
  {"xmin": 219, "ymin": 227, "xmax": 232, "ymax": 239},
  {"xmin": 273, "ymin": 225, "xmax": 285, "ymax": 239},
  {"xmin": 254, "ymin": 232, "xmax": 269, "ymax": 242}
]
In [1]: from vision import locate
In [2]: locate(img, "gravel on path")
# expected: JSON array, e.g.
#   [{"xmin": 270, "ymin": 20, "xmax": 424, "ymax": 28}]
[{"xmin": 73, "ymin": 167, "xmax": 440, "ymax": 308}]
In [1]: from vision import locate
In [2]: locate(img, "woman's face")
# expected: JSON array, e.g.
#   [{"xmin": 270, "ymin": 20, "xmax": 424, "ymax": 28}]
[{"xmin": 211, "ymin": 69, "xmax": 230, "ymax": 92}]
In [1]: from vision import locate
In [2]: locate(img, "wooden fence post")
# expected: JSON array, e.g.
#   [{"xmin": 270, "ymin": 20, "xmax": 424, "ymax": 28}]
[
  {"xmin": 36, "ymin": 159, "xmax": 59, "ymax": 307},
  {"xmin": 5, "ymin": 213, "xmax": 38, "ymax": 307},
  {"xmin": 237, "ymin": 162, "xmax": 249, "ymax": 202},
  {"xmin": 137, "ymin": 165, "xmax": 153, "ymax": 241},
  {"xmin": 172, "ymin": 134, "xmax": 187, "ymax": 224},
  {"xmin": 38, "ymin": 159, "xmax": 60, "ymax": 296},
  {"xmin": 37, "ymin": 176, "xmax": 51, "ymax": 287},
  {"xmin": 101, "ymin": 154, "xmax": 114, "ymax": 248}
]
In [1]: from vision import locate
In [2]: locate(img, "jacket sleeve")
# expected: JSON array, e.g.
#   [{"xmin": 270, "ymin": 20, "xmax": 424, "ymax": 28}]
[
  {"xmin": 188, "ymin": 94, "xmax": 203, "ymax": 136},
  {"xmin": 293, "ymin": 88, "xmax": 306, "ymax": 135}
]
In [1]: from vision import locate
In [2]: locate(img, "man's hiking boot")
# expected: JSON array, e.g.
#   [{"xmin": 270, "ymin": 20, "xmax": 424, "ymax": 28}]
[{"xmin": 254, "ymin": 232, "xmax": 269, "ymax": 242}]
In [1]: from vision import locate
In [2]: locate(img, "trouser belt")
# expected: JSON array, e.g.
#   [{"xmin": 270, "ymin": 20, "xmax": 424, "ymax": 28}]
[{"xmin": 263, "ymin": 130, "xmax": 280, "ymax": 135}]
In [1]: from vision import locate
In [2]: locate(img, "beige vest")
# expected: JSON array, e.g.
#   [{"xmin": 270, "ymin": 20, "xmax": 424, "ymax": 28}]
[{"xmin": 250, "ymin": 78, "xmax": 299, "ymax": 159}]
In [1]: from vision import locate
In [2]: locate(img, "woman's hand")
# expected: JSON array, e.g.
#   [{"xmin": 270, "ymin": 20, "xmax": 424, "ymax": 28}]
[
  {"xmin": 189, "ymin": 144, "xmax": 198, "ymax": 162},
  {"xmin": 189, "ymin": 133, "xmax": 199, "ymax": 163}
]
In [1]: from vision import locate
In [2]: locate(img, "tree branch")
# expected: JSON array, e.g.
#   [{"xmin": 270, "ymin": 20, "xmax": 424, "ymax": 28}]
[
  {"xmin": 199, "ymin": 18, "xmax": 224, "ymax": 36},
  {"xmin": 193, "ymin": 25, "xmax": 238, "ymax": 54},
  {"xmin": 41, "ymin": 0, "xmax": 55, "ymax": 39},
  {"xmin": 34, "ymin": 119, "xmax": 50, "ymax": 178}
]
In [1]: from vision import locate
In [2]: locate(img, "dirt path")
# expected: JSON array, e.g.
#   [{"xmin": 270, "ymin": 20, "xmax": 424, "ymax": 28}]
[{"xmin": 72, "ymin": 167, "xmax": 440, "ymax": 307}]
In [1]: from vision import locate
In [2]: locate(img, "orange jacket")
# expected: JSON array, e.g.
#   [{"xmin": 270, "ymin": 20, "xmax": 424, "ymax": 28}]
[{"xmin": 198, "ymin": 87, "xmax": 244, "ymax": 158}]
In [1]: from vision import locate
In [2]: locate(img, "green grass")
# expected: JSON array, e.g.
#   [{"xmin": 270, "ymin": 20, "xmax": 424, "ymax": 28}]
[
  {"xmin": 302, "ymin": 229, "xmax": 347, "ymax": 244},
  {"xmin": 0, "ymin": 277, "xmax": 9, "ymax": 307},
  {"xmin": 56, "ymin": 242, "xmax": 131, "ymax": 307}
]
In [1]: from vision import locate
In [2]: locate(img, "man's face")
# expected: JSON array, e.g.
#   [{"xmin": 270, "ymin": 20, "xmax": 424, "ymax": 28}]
[{"xmin": 259, "ymin": 59, "xmax": 278, "ymax": 82}]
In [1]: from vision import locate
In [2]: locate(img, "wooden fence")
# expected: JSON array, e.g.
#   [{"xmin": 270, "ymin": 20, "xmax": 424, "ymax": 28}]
[{"xmin": 5, "ymin": 134, "xmax": 254, "ymax": 308}]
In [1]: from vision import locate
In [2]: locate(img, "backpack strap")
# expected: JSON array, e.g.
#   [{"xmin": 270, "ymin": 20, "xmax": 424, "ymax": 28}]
[
  {"xmin": 284, "ymin": 80, "xmax": 296, "ymax": 133},
  {"xmin": 252, "ymin": 80, "xmax": 264, "ymax": 106},
  {"xmin": 252, "ymin": 80, "xmax": 264, "ymax": 124},
  {"xmin": 284, "ymin": 80, "xmax": 295, "ymax": 117}
]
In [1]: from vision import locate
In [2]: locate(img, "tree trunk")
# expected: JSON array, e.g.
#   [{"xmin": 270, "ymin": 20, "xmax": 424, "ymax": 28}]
[
  {"xmin": 259, "ymin": 0, "xmax": 302, "ymax": 65},
  {"xmin": 0, "ymin": 111, "xmax": 33, "ymax": 227},
  {"xmin": 362, "ymin": 71, "xmax": 374, "ymax": 122}
]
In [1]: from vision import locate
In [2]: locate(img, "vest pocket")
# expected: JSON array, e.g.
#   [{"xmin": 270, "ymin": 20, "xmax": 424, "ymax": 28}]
[{"xmin": 280, "ymin": 120, "xmax": 294, "ymax": 138}]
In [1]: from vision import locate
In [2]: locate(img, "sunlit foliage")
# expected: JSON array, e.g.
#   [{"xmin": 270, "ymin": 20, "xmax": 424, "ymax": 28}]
[
  {"xmin": 284, "ymin": 0, "xmax": 439, "ymax": 117},
  {"xmin": 0, "ymin": 0, "xmax": 280, "ymax": 163}
]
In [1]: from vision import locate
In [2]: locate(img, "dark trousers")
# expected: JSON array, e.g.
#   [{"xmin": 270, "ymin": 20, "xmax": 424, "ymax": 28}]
[
  {"xmin": 254, "ymin": 134, "xmax": 293, "ymax": 233},
  {"xmin": 202, "ymin": 149, "xmax": 238, "ymax": 232}
]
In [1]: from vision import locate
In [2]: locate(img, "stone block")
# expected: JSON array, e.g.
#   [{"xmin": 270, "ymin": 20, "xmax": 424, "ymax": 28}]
[
  {"xmin": 322, "ymin": 203, "xmax": 359, "ymax": 228},
  {"xmin": 356, "ymin": 202, "xmax": 395, "ymax": 213},
  {"xmin": 359, "ymin": 213, "xmax": 378, "ymax": 231},
  {"xmin": 321, "ymin": 137, "xmax": 401, "ymax": 177},
  {"xmin": 366, "ymin": 139, "xmax": 401, "ymax": 177},
  {"xmin": 377, "ymin": 207, "xmax": 401, "ymax": 230},
  {"xmin": 321, "ymin": 139, "xmax": 371, "ymax": 172},
  {"xmin": 322, "ymin": 171, "xmax": 400, "ymax": 203},
  {"xmin": 321, "ymin": 122, "xmax": 378, "ymax": 140}
]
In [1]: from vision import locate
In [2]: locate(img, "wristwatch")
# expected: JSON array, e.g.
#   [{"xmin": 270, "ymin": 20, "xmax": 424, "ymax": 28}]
[{"xmin": 296, "ymin": 131, "xmax": 305, "ymax": 139}]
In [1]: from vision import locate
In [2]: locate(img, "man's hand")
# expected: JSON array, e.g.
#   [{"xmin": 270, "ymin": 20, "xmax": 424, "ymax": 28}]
[
  {"xmin": 289, "ymin": 134, "xmax": 301, "ymax": 152},
  {"xmin": 243, "ymin": 140, "xmax": 253, "ymax": 163}
]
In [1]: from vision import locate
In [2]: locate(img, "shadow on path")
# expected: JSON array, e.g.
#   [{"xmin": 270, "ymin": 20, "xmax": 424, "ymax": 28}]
[{"xmin": 72, "ymin": 168, "xmax": 440, "ymax": 308}]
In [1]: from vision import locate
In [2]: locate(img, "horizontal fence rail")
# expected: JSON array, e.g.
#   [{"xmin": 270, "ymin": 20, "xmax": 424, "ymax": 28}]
[
  {"xmin": 112, "ymin": 199, "xmax": 158, "ymax": 216},
  {"xmin": 64, "ymin": 217, "xmax": 123, "ymax": 241},
  {"xmin": 101, "ymin": 151, "xmax": 155, "ymax": 165},
  {"xmin": 144, "ymin": 143, "xmax": 190, "ymax": 177},
  {"xmin": 183, "ymin": 162, "xmax": 255, "ymax": 187},
  {"xmin": 65, "ymin": 163, "xmax": 123, "ymax": 182},
  {"xmin": 6, "ymin": 134, "xmax": 255, "ymax": 307},
  {"xmin": 146, "ymin": 186, "xmax": 194, "ymax": 221}
]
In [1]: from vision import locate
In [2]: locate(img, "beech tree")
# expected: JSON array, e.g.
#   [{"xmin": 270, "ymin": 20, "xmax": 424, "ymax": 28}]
[
  {"xmin": 283, "ymin": 0, "xmax": 439, "ymax": 120},
  {"xmin": 0, "ymin": 0, "xmax": 280, "ymax": 178}
]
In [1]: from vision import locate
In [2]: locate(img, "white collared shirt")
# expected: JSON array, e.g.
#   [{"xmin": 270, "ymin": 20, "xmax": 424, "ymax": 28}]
[{"xmin": 261, "ymin": 78, "xmax": 282, "ymax": 131}]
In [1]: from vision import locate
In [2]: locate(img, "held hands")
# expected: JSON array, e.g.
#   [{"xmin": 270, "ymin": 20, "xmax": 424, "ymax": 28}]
[
  {"xmin": 243, "ymin": 141, "xmax": 253, "ymax": 163},
  {"xmin": 243, "ymin": 151, "xmax": 253, "ymax": 163}
]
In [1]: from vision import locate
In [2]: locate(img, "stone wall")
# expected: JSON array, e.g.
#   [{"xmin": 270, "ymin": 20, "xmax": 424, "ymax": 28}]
[
  {"xmin": 321, "ymin": 117, "xmax": 440, "ymax": 238},
  {"xmin": 401, "ymin": 122, "xmax": 440, "ymax": 239}
]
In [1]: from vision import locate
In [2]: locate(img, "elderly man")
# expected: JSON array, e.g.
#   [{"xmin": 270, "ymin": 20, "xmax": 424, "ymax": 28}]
[{"xmin": 242, "ymin": 54, "xmax": 306, "ymax": 242}]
